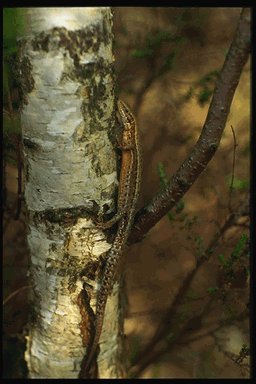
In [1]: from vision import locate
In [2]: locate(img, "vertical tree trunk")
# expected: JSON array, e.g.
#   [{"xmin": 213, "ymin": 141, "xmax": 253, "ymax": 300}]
[{"xmin": 17, "ymin": 7, "xmax": 123, "ymax": 378}]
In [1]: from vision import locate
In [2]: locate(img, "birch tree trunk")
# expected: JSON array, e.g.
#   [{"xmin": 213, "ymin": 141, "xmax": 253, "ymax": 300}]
[{"xmin": 17, "ymin": 7, "xmax": 124, "ymax": 378}]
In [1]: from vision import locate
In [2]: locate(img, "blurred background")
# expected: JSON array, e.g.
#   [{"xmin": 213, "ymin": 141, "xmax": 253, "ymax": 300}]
[{"xmin": 3, "ymin": 7, "xmax": 250, "ymax": 378}]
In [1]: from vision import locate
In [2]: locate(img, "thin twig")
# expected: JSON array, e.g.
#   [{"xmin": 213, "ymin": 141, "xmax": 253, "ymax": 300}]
[
  {"xmin": 3, "ymin": 286, "xmax": 31, "ymax": 306},
  {"xmin": 129, "ymin": 208, "xmax": 247, "ymax": 377},
  {"xmin": 228, "ymin": 124, "xmax": 238, "ymax": 212}
]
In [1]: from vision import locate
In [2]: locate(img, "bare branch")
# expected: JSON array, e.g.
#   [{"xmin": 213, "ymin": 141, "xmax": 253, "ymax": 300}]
[
  {"xmin": 129, "ymin": 207, "xmax": 249, "ymax": 377},
  {"xmin": 130, "ymin": 8, "xmax": 250, "ymax": 244}
]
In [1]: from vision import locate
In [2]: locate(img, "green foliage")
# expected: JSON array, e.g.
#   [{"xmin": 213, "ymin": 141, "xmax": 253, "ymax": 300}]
[
  {"xmin": 132, "ymin": 30, "xmax": 185, "ymax": 56},
  {"xmin": 183, "ymin": 70, "xmax": 220, "ymax": 107},
  {"xmin": 197, "ymin": 87, "xmax": 213, "ymax": 106},
  {"xmin": 205, "ymin": 247, "xmax": 214, "ymax": 257},
  {"xmin": 218, "ymin": 253, "xmax": 228, "ymax": 267},
  {"xmin": 146, "ymin": 30, "xmax": 185, "ymax": 48},
  {"xmin": 207, "ymin": 286, "xmax": 218, "ymax": 294},
  {"xmin": 131, "ymin": 47, "xmax": 155, "ymax": 58},
  {"xmin": 175, "ymin": 200, "xmax": 185, "ymax": 214},
  {"xmin": 157, "ymin": 161, "xmax": 168, "ymax": 188},
  {"xmin": 216, "ymin": 255, "xmax": 248, "ymax": 323},
  {"xmin": 194, "ymin": 234, "xmax": 205, "ymax": 258},
  {"xmin": 158, "ymin": 51, "xmax": 177, "ymax": 74},
  {"xmin": 183, "ymin": 215, "xmax": 198, "ymax": 229},
  {"xmin": 231, "ymin": 233, "xmax": 248, "ymax": 260},
  {"xmin": 183, "ymin": 86, "xmax": 194, "ymax": 102},
  {"xmin": 226, "ymin": 175, "xmax": 249, "ymax": 190},
  {"xmin": 239, "ymin": 343, "xmax": 250, "ymax": 360},
  {"xmin": 197, "ymin": 70, "xmax": 219, "ymax": 85},
  {"xmin": 218, "ymin": 233, "xmax": 249, "ymax": 281},
  {"xmin": 131, "ymin": 29, "xmax": 186, "ymax": 76}
]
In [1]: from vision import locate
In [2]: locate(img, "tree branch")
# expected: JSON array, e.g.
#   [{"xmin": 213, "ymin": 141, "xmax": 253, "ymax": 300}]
[
  {"xmin": 129, "ymin": 7, "xmax": 251, "ymax": 244},
  {"xmin": 129, "ymin": 205, "xmax": 249, "ymax": 377}
]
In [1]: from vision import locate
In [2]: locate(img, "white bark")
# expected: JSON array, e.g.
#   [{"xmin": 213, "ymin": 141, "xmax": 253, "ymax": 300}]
[{"xmin": 17, "ymin": 7, "xmax": 123, "ymax": 378}]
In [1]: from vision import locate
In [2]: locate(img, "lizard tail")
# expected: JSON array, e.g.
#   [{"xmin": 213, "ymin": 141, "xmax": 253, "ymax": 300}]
[{"xmin": 83, "ymin": 312, "xmax": 103, "ymax": 373}]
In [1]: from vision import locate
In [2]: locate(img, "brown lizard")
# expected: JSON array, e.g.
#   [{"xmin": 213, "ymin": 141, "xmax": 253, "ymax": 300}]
[{"xmin": 83, "ymin": 100, "xmax": 141, "ymax": 374}]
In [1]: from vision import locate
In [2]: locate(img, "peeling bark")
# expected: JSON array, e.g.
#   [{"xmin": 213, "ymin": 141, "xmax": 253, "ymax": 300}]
[{"xmin": 17, "ymin": 7, "xmax": 123, "ymax": 378}]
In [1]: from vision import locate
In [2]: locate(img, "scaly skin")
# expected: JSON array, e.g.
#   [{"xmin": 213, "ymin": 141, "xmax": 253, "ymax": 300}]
[{"xmin": 84, "ymin": 100, "xmax": 141, "ymax": 373}]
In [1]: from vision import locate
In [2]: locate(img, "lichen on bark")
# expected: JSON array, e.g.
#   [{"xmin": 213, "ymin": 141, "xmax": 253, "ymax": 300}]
[{"xmin": 18, "ymin": 8, "xmax": 121, "ymax": 378}]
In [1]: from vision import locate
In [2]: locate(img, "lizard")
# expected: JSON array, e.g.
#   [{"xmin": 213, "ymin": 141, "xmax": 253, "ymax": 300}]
[{"xmin": 83, "ymin": 100, "xmax": 141, "ymax": 374}]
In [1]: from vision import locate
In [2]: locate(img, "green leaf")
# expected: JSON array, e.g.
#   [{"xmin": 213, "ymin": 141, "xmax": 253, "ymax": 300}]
[
  {"xmin": 197, "ymin": 70, "xmax": 219, "ymax": 85},
  {"xmin": 226, "ymin": 176, "xmax": 249, "ymax": 190},
  {"xmin": 182, "ymin": 70, "xmax": 219, "ymax": 106},
  {"xmin": 158, "ymin": 51, "xmax": 177, "ymax": 74},
  {"xmin": 131, "ymin": 48, "xmax": 154, "ymax": 58},
  {"xmin": 167, "ymin": 212, "xmax": 175, "ymax": 221},
  {"xmin": 147, "ymin": 30, "xmax": 173, "ymax": 47},
  {"xmin": 218, "ymin": 253, "xmax": 228, "ymax": 267},
  {"xmin": 231, "ymin": 233, "xmax": 248, "ymax": 260},
  {"xmin": 183, "ymin": 86, "xmax": 194, "ymax": 101},
  {"xmin": 206, "ymin": 248, "xmax": 214, "ymax": 256},
  {"xmin": 194, "ymin": 235, "xmax": 203, "ymax": 248},
  {"xmin": 197, "ymin": 87, "xmax": 213, "ymax": 106},
  {"xmin": 207, "ymin": 286, "xmax": 218, "ymax": 294},
  {"xmin": 157, "ymin": 161, "xmax": 168, "ymax": 188},
  {"xmin": 175, "ymin": 200, "xmax": 185, "ymax": 213}
]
